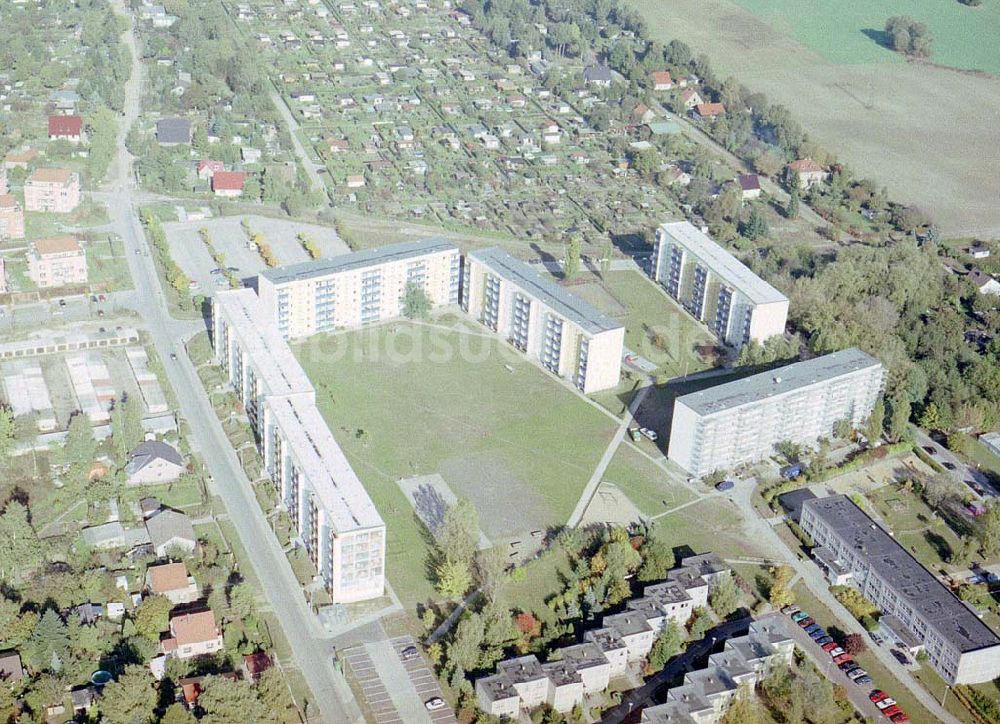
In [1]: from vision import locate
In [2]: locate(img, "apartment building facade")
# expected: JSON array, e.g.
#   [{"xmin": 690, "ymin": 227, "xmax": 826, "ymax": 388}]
[
  {"xmin": 24, "ymin": 168, "xmax": 81, "ymax": 213},
  {"xmin": 476, "ymin": 555, "xmax": 730, "ymax": 717},
  {"xmin": 641, "ymin": 616, "xmax": 794, "ymax": 723},
  {"xmin": 650, "ymin": 221, "xmax": 788, "ymax": 346},
  {"xmin": 668, "ymin": 348, "xmax": 884, "ymax": 477},
  {"xmin": 26, "ymin": 236, "xmax": 87, "ymax": 288},
  {"xmin": 462, "ymin": 247, "xmax": 624, "ymax": 393},
  {"xmin": 800, "ymin": 495, "xmax": 1000, "ymax": 684},
  {"xmin": 257, "ymin": 238, "xmax": 460, "ymax": 339},
  {"xmin": 213, "ymin": 289, "xmax": 386, "ymax": 603},
  {"xmin": 0, "ymin": 194, "xmax": 25, "ymax": 239}
]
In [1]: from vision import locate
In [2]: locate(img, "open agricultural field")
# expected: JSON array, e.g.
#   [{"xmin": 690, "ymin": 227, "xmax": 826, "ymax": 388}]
[
  {"xmin": 630, "ymin": 0, "xmax": 1000, "ymax": 236},
  {"xmin": 293, "ymin": 317, "xmax": 619, "ymax": 603}
]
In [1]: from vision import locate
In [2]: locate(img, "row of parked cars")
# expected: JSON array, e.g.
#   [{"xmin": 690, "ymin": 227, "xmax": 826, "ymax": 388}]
[{"xmin": 783, "ymin": 605, "xmax": 910, "ymax": 723}]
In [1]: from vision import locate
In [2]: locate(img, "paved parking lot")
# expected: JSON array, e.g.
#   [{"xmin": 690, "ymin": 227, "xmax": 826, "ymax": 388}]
[{"xmin": 342, "ymin": 635, "xmax": 455, "ymax": 724}]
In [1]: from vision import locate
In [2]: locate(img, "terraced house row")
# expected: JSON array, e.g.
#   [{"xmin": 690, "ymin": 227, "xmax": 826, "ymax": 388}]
[
  {"xmin": 475, "ymin": 554, "xmax": 730, "ymax": 717},
  {"xmin": 213, "ymin": 289, "xmax": 386, "ymax": 603}
]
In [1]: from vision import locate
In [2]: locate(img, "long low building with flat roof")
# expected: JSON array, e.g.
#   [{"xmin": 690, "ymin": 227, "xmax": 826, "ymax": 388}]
[
  {"xmin": 650, "ymin": 221, "xmax": 788, "ymax": 346},
  {"xmin": 668, "ymin": 348, "xmax": 884, "ymax": 477},
  {"xmin": 257, "ymin": 238, "xmax": 460, "ymax": 339},
  {"xmin": 213, "ymin": 289, "xmax": 385, "ymax": 603},
  {"xmin": 462, "ymin": 247, "xmax": 624, "ymax": 393},
  {"xmin": 800, "ymin": 495, "xmax": 1000, "ymax": 684}
]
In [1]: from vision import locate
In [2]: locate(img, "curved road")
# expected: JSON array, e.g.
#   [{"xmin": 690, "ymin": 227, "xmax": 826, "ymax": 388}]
[{"xmin": 107, "ymin": 3, "xmax": 360, "ymax": 720}]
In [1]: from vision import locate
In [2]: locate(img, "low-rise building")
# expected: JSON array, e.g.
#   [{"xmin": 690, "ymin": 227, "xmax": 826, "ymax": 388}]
[
  {"xmin": 26, "ymin": 236, "xmax": 87, "ymax": 288},
  {"xmin": 785, "ymin": 159, "xmax": 827, "ymax": 189},
  {"xmin": 48, "ymin": 115, "xmax": 83, "ymax": 143},
  {"xmin": 211, "ymin": 171, "xmax": 246, "ymax": 197},
  {"xmin": 163, "ymin": 610, "xmax": 224, "ymax": 660},
  {"xmin": 462, "ymin": 247, "xmax": 624, "ymax": 393},
  {"xmin": 145, "ymin": 509, "xmax": 197, "ymax": 557},
  {"xmin": 145, "ymin": 562, "xmax": 199, "ymax": 604},
  {"xmin": 0, "ymin": 194, "xmax": 25, "ymax": 240},
  {"xmin": 800, "ymin": 494, "xmax": 1000, "ymax": 684},
  {"xmin": 125, "ymin": 441, "xmax": 186, "ymax": 485},
  {"xmin": 156, "ymin": 117, "xmax": 192, "ymax": 145},
  {"xmin": 24, "ymin": 168, "xmax": 81, "ymax": 213}
]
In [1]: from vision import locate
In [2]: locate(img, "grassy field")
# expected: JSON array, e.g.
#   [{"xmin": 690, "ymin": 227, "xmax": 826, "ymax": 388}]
[
  {"xmin": 601, "ymin": 444, "xmax": 696, "ymax": 517},
  {"xmin": 733, "ymin": 0, "xmax": 1000, "ymax": 72},
  {"xmin": 865, "ymin": 484, "xmax": 964, "ymax": 573},
  {"xmin": 294, "ymin": 318, "xmax": 619, "ymax": 605},
  {"xmin": 629, "ymin": 0, "xmax": 1000, "ymax": 237}
]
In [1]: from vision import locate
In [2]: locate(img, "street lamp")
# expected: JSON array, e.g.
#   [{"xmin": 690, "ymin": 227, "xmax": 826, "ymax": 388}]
[{"xmin": 941, "ymin": 684, "xmax": 950, "ymax": 708}]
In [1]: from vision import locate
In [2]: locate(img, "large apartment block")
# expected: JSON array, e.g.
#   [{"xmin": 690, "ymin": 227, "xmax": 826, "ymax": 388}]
[
  {"xmin": 213, "ymin": 289, "xmax": 386, "ymax": 603},
  {"xmin": 476, "ymin": 555, "xmax": 730, "ymax": 717},
  {"xmin": 668, "ymin": 348, "xmax": 884, "ymax": 477},
  {"xmin": 257, "ymin": 238, "xmax": 460, "ymax": 339},
  {"xmin": 26, "ymin": 236, "xmax": 87, "ymax": 288},
  {"xmin": 24, "ymin": 168, "xmax": 81, "ymax": 213},
  {"xmin": 800, "ymin": 495, "xmax": 1000, "ymax": 685},
  {"xmin": 641, "ymin": 616, "xmax": 794, "ymax": 723},
  {"xmin": 462, "ymin": 247, "xmax": 624, "ymax": 393},
  {"xmin": 650, "ymin": 221, "xmax": 788, "ymax": 346}
]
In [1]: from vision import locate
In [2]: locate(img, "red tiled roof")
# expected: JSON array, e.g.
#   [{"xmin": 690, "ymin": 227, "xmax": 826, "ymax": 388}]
[
  {"xmin": 48, "ymin": 115, "xmax": 82, "ymax": 137},
  {"xmin": 651, "ymin": 71, "xmax": 673, "ymax": 85},
  {"xmin": 211, "ymin": 171, "xmax": 246, "ymax": 191},
  {"xmin": 243, "ymin": 651, "xmax": 272, "ymax": 677},
  {"xmin": 788, "ymin": 158, "xmax": 824, "ymax": 174},
  {"xmin": 737, "ymin": 174, "xmax": 761, "ymax": 191},
  {"xmin": 147, "ymin": 562, "xmax": 191, "ymax": 593},
  {"xmin": 197, "ymin": 160, "xmax": 225, "ymax": 173},
  {"xmin": 170, "ymin": 610, "xmax": 219, "ymax": 646},
  {"xmin": 695, "ymin": 102, "xmax": 726, "ymax": 117}
]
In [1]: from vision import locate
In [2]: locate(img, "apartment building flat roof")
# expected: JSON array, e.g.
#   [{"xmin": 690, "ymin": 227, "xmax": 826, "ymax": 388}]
[
  {"xmin": 658, "ymin": 221, "xmax": 788, "ymax": 305},
  {"xmin": 468, "ymin": 246, "xmax": 623, "ymax": 334},
  {"xmin": 214, "ymin": 289, "xmax": 313, "ymax": 398},
  {"xmin": 804, "ymin": 495, "xmax": 1000, "ymax": 653},
  {"xmin": 268, "ymin": 396, "xmax": 384, "ymax": 532},
  {"xmin": 676, "ymin": 348, "xmax": 881, "ymax": 417},
  {"xmin": 259, "ymin": 237, "xmax": 458, "ymax": 285}
]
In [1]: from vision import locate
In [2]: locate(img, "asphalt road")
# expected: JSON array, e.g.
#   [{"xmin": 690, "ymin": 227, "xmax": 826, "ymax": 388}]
[
  {"xmin": 107, "ymin": 3, "xmax": 360, "ymax": 720},
  {"xmin": 913, "ymin": 427, "xmax": 997, "ymax": 499}
]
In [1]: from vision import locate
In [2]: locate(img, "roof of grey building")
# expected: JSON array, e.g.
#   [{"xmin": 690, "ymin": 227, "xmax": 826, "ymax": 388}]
[
  {"xmin": 678, "ymin": 552, "xmax": 728, "ymax": 577},
  {"xmin": 803, "ymin": 495, "xmax": 1000, "ymax": 653},
  {"xmin": 641, "ymin": 581, "xmax": 693, "ymax": 606},
  {"xmin": 541, "ymin": 660, "xmax": 582, "ymax": 687},
  {"xmin": 259, "ymin": 238, "xmax": 458, "ymax": 285},
  {"xmin": 603, "ymin": 611, "xmax": 653, "ymax": 637},
  {"xmin": 469, "ymin": 247, "xmax": 623, "ymax": 334},
  {"xmin": 125, "ymin": 441, "xmax": 184, "ymax": 475},
  {"xmin": 555, "ymin": 643, "xmax": 608, "ymax": 671},
  {"xmin": 145, "ymin": 509, "xmax": 196, "ymax": 550},
  {"xmin": 657, "ymin": 222, "xmax": 788, "ymax": 305},
  {"xmin": 675, "ymin": 348, "xmax": 882, "ymax": 417},
  {"xmin": 640, "ymin": 700, "xmax": 698, "ymax": 723},
  {"xmin": 475, "ymin": 673, "xmax": 519, "ymax": 702},
  {"xmin": 584, "ymin": 627, "xmax": 627, "ymax": 652},
  {"xmin": 156, "ymin": 117, "xmax": 191, "ymax": 144},
  {"xmin": 497, "ymin": 655, "xmax": 546, "ymax": 683}
]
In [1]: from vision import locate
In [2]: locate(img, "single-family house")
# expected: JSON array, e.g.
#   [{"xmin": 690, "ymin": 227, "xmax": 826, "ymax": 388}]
[
  {"xmin": 156, "ymin": 118, "xmax": 192, "ymax": 146},
  {"xmin": 651, "ymin": 71, "xmax": 673, "ymax": 91},
  {"xmin": 0, "ymin": 651, "xmax": 24, "ymax": 683},
  {"xmin": 632, "ymin": 103, "xmax": 655, "ymax": 124},
  {"xmin": 163, "ymin": 610, "xmax": 224, "ymax": 660},
  {"xmin": 969, "ymin": 270, "xmax": 1000, "ymax": 296},
  {"xmin": 583, "ymin": 64, "xmax": 614, "ymax": 87},
  {"xmin": 3, "ymin": 149, "xmax": 37, "ymax": 171},
  {"xmin": 146, "ymin": 509, "xmax": 197, "ymax": 557},
  {"xmin": 125, "ymin": 441, "xmax": 185, "ymax": 485},
  {"xmin": 145, "ymin": 562, "xmax": 199, "ymax": 604},
  {"xmin": 197, "ymin": 160, "xmax": 225, "ymax": 180},
  {"xmin": 966, "ymin": 244, "xmax": 991, "ymax": 260},
  {"xmin": 737, "ymin": 174, "xmax": 761, "ymax": 200},
  {"xmin": 242, "ymin": 651, "xmax": 273, "ymax": 682},
  {"xmin": 693, "ymin": 102, "xmax": 726, "ymax": 121},
  {"xmin": 48, "ymin": 115, "xmax": 83, "ymax": 143},
  {"xmin": 785, "ymin": 158, "xmax": 827, "ymax": 189},
  {"xmin": 211, "ymin": 171, "xmax": 246, "ymax": 197},
  {"xmin": 680, "ymin": 88, "xmax": 703, "ymax": 110}
]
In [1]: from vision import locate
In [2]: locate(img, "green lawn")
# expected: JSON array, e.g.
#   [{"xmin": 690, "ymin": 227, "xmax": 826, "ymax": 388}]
[
  {"xmin": 294, "ymin": 318, "xmax": 619, "ymax": 605},
  {"xmin": 601, "ymin": 444, "xmax": 696, "ymax": 517},
  {"xmin": 732, "ymin": 0, "xmax": 1000, "ymax": 73},
  {"xmin": 865, "ymin": 485, "xmax": 964, "ymax": 572},
  {"xmin": 647, "ymin": 496, "xmax": 760, "ymax": 562}
]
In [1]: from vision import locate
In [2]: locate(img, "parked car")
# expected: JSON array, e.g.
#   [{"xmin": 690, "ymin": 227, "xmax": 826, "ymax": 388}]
[
  {"xmin": 869, "ymin": 631, "xmax": 884, "ymax": 645},
  {"xmin": 854, "ymin": 675, "xmax": 872, "ymax": 685},
  {"xmin": 424, "ymin": 697, "xmax": 446, "ymax": 711},
  {"xmin": 868, "ymin": 690, "xmax": 888, "ymax": 703},
  {"xmin": 846, "ymin": 668, "xmax": 867, "ymax": 680},
  {"xmin": 828, "ymin": 647, "xmax": 845, "ymax": 658},
  {"xmin": 809, "ymin": 629, "xmax": 828, "ymax": 640},
  {"xmin": 882, "ymin": 705, "xmax": 901, "ymax": 717},
  {"xmin": 833, "ymin": 654, "xmax": 853, "ymax": 665},
  {"xmin": 876, "ymin": 698, "xmax": 897, "ymax": 710},
  {"xmin": 715, "ymin": 480, "xmax": 735, "ymax": 492},
  {"xmin": 816, "ymin": 636, "xmax": 834, "ymax": 645},
  {"xmin": 797, "ymin": 617, "xmax": 815, "ymax": 628},
  {"xmin": 943, "ymin": 461, "xmax": 957, "ymax": 470},
  {"xmin": 822, "ymin": 642, "xmax": 840, "ymax": 653},
  {"xmin": 629, "ymin": 428, "xmax": 641, "ymax": 442},
  {"xmin": 889, "ymin": 713, "xmax": 910, "ymax": 724},
  {"xmin": 58, "ymin": 299, "xmax": 66, "ymax": 307},
  {"xmin": 780, "ymin": 463, "xmax": 803, "ymax": 480},
  {"xmin": 639, "ymin": 427, "xmax": 658, "ymax": 441},
  {"xmin": 839, "ymin": 661, "xmax": 858, "ymax": 672},
  {"xmin": 890, "ymin": 649, "xmax": 911, "ymax": 665},
  {"xmin": 624, "ymin": 354, "xmax": 637, "ymax": 364},
  {"xmin": 791, "ymin": 611, "xmax": 809, "ymax": 622},
  {"xmin": 782, "ymin": 605, "xmax": 800, "ymax": 615},
  {"xmin": 922, "ymin": 446, "xmax": 936, "ymax": 454},
  {"xmin": 400, "ymin": 645, "xmax": 418, "ymax": 661}
]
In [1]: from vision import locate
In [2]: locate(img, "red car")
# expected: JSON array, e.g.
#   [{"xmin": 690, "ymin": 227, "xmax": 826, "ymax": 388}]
[
  {"xmin": 890, "ymin": 713, "xmax": 910, "ymax": 724},
  {"xmin": 868, "ymin": 690, "xmax": 887, "ymax": 703},
  {"xmin": 797, "ymin": 617, "xmax": 815, "ymax": 628},
  {"xmin": 833, "ymin": 654, "xmax": 853, "ymax": 666},
  {"xmin": 822, "ymin": 642, "xmax": 839, "ymax": 653},
  {"xmin": 882, "ymin": 705, "xmax": 901, "ymax": 717}
]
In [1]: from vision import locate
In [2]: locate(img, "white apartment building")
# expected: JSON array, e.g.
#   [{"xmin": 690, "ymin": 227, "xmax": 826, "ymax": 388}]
[
  {"xmin": 462, "ymin": 247, "xmax": 624, "ymax": 393},
  {"xmin": 477, "ymin": 555, "xmax": 730, "ymax": 717},
  {"xmin": 257, "ymin": 238, "xmax": 460, "ymax": 339},
  {"xmin": 650, "ymin": 221, "xmax": 788, "ymax": 346},
  {"xmin": 668, "ymin": 348, "xmax": 884, "ymax": 477},
  {"xmin": 800, "ymin": 495, "xmax": 1000, "ymax": 685},
  {"xmin": 213, "ymin": 289, "xmax": 385, "ymax": 603}
]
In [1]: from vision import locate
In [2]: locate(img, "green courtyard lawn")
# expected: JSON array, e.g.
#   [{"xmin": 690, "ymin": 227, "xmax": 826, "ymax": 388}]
[
  {"xmin": 601, "ymin": 444, "xmax": 696, "ymax": 518},
  {"xmin": 864, "ymin": 484, "xmax": 965, "ymax": 573},
  {"xmin": 294, "ymin": 318, "xmax": 619, "ymax": 605},
  {"xmin": 731, "ymin": 0, "xmax": 1000, "ymax": 73},
  {"xmin": 647, "ymin": 496, "xmax": 762, "ymax": 563}
]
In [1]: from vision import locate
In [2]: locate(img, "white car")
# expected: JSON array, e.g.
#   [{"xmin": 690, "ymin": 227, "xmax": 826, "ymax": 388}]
[
  {"xmin": 876, "ymin": 698, "xmax": 896, "ymax": 710},
  {"xmin": 639, "ymin": 427, "xmax": 658, "ymax": 441},
  {"xmin": 424, "ymin": 697, "xmax": 446, "ymax": 711},
  {"xmin": 828, "ymin": 647, "xmax": 845, "ymax": 657},
  {"xmin": 846, "ymin": 668, "xmax": 867, "ymax": 680}
]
